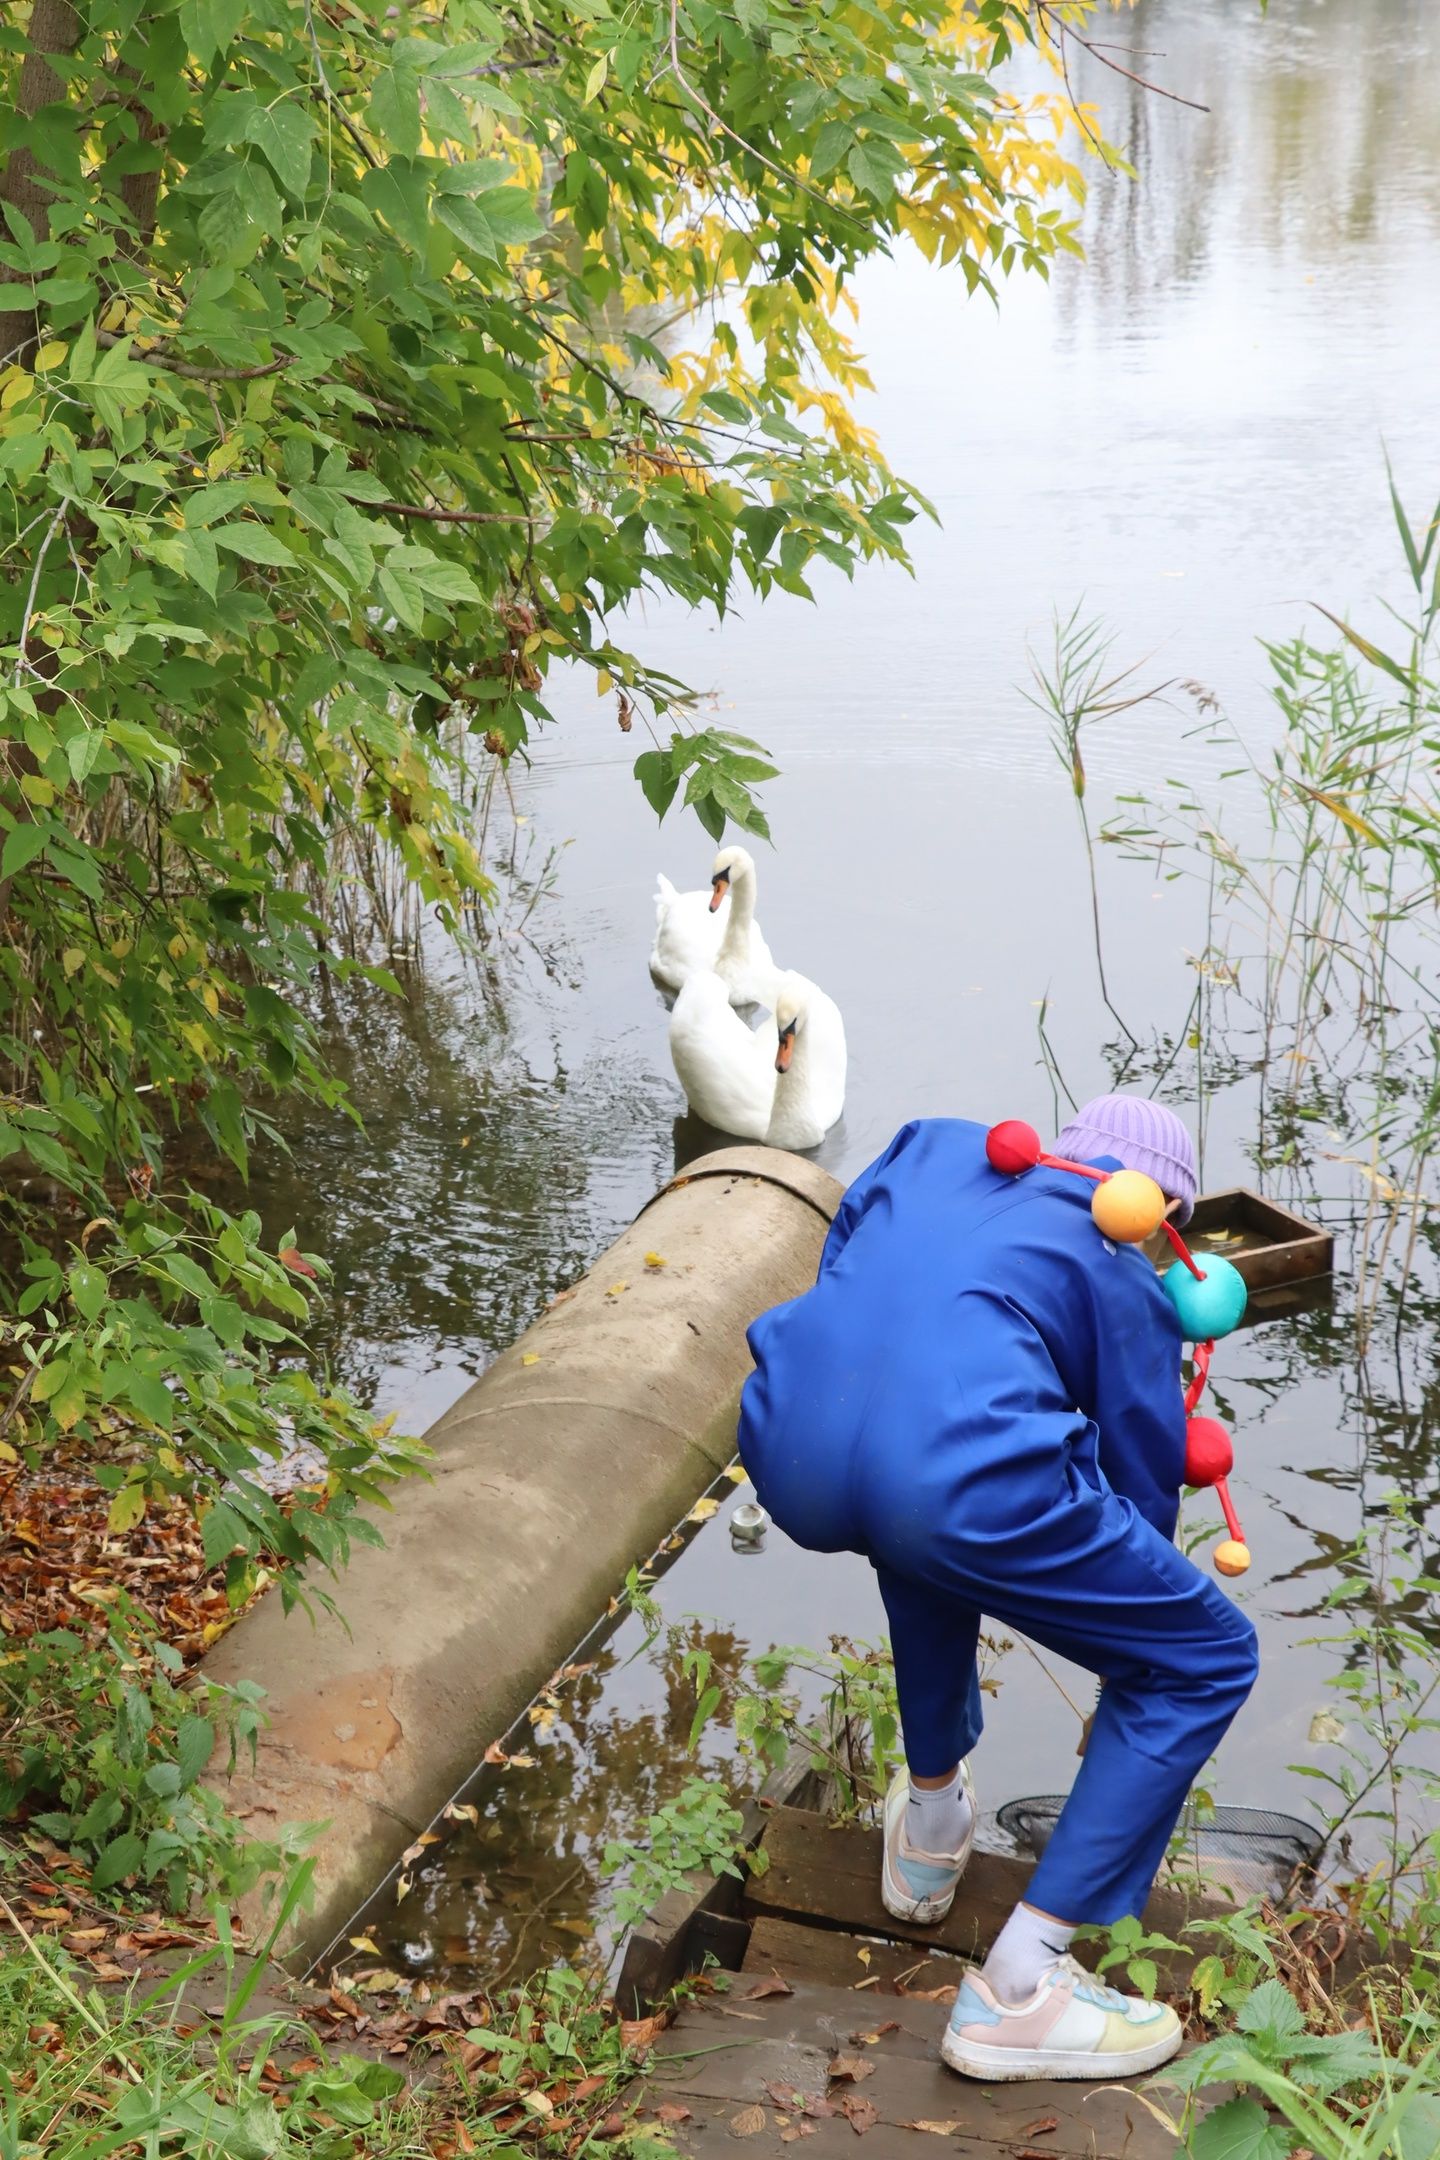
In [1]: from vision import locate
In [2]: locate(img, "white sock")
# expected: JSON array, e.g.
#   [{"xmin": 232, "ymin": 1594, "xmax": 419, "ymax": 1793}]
[
  {"xmin": 904, "ymin": 1766, "xmax": 974, "ymax": 1855},
  {"xmin": 982, "ymin": 1902, "xmax": 1077, "ymax": 2004}
]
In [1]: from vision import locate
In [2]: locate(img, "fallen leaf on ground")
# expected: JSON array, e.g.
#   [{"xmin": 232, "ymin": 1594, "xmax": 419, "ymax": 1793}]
[
  {"xmin": 348, "ymin": 1936, "xmax": 380, "ymax": 1956},
  {"xmin": 442, "ymin": 1803, "xmax": 479, "ymax": 1825},
  {"xmin": 523, "ymin": 2092, "xmax": 554, "ymax": 2118},
  {"xmin": 521, "ymin": 1352, "xmax": 540, "ymax": 1366},
  {"xmin": 839, "ymin": 2096, "xmax": 878, "ymax": 2135},
  {"xmin": 741, "ymin": 1975, "xmax": 793, "ymax": 1999},
  {"xmin": 644, "ymin": 1252, "xmax": 667, "ymax": 1268},
  {"xmin": 1019, "ymin": 2117, "xmax": 1059, "ymax": 2138},
  {"xmin": 725, "ymin": 1463, "xmax": 748, "ymax": 1483},
  {"xmin": 765, "ymin": 2084, "xmax": 802, "ymax": 2110},
  {"xmin": 730, "ymin": 2106, "xmax": 766, "ymax": 2137},
  {"xmin": 607, "ymin": 1282, "xmax": 628, "ymax": 1296},
  {"xmin": 850, "ymin": 2022, "xmax": 899, "ymax": 2045},
  {"xmin": 687, "ymin": 1496, "xmax": 719, "ymax": 1522},
  {"xmin": 655, "ymin": 2104, "xmax": 692, "ymax": 2125},
  {"xmin": 620, "ymin": 2013, "xmax": 668, "ymax": 2051},
  {"xmin": 827, "ymin": 2056, "xmax": 875, "ymax": 2084},
  {"xmin": 906, "ymin": 2124, "xmax": 959, "ymax": 2137},
  {"xmin": 896, "ymin": 1983, "xmax": 957, "ymax": 2003},
  {"xmin": 357, "ymin": 1968, "xmax": 402, "ymax": 1992}
]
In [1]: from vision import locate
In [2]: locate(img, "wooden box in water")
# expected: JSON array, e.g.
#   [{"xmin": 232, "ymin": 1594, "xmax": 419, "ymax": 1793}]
[{"xmin": 1144, "ymin": 1185, "xmax": 1334, "ymax": 1316}]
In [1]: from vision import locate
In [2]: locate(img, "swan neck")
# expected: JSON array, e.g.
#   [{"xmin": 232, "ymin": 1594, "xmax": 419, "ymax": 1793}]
[{"xmin": 717, "ymin": 858, "xmax": 756, "ymax": 963}]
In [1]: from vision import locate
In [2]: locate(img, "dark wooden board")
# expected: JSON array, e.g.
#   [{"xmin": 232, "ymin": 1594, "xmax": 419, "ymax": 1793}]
[
  {"xmin": 641, "ymin": 1972, "xmax": 1199, "ymax": 2159},
  {"xmin": 1142, "ymin": 1185, "xmax": 1333, "ymax": 1295},
  {"xmin": 744, "ymin": 1811, "xmax": 1231, "ymax": 1990},
  {"xmin": 742, "ymin": 1915, "xmax": 968, "ymax": 1995}
]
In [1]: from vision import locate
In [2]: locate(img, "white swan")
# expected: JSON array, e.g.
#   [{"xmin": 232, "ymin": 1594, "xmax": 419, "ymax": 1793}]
[
  {"xmin": 711, "ymin": 846, "xmax": 781, "ymax": 1010},
  {"xmin": 667, "ymin": 966, "xmax": 846, "ymax": 1150},
  {"xmin": 765, "ymin": 971, "xmax": 847, "ymax": 1151},
  {"xmin": 648, "ymin": 847, "xmax": 776, "ymax": 1005},
  {"xmin": 668, "ymin": 971, "xmax": 777, "ymax": 1139}
]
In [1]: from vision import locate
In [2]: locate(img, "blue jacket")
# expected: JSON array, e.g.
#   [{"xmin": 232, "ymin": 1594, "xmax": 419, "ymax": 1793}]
[{"xmin": 737, "ymin": 1119, "xmax": 1188, "ymax": 1563}]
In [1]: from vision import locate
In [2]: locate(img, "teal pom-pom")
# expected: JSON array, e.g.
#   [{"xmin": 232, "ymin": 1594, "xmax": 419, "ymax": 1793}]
[{"xmin": 1162, "ymin": 1253, "xmax": 1248, "ymax": 1340}]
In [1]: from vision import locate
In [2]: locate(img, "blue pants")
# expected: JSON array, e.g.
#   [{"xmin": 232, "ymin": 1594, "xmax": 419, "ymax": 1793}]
[{"xmin": 873, "ymin": 1502, "xmax": 1259, "ymax": 1923}]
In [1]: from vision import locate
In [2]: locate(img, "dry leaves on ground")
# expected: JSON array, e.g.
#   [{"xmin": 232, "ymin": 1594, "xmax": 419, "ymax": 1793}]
[
  {"xmin": 730, "ymin": 2105, "xmax": 767, "ymax": 2137},
  {"xmin": 837, "ymin": 2094, "xmax": 878, "ymax": 2135}
]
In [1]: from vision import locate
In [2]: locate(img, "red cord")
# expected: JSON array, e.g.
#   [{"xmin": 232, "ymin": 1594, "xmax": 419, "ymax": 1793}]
[
  {"xmin": 1162, "ymin": 1219, "xmax": 1205, "ymax": 1279},
  {"xmin": 1184, "ymin": 1339, "xmax": 1214, "ymax": 1413},
  {"xmin": 1214, "ymin": 1476, "xmax": 1244, "ymax": 1545}
]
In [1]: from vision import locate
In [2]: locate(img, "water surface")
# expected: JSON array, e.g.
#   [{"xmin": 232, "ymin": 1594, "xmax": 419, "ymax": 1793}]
[{"xmin": 239, "ymin": 0, "xmax": 1440, "ymax": 1981}]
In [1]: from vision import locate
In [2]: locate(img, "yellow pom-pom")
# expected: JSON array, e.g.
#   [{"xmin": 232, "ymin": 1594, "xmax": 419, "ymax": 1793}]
[
  {"xmin": 1214, "ymin": 1539, "xmax": 1251, "ymax": 1577},
  {"xmin": 1091, "ymin": 1169, "xmax": 1168, "ymax": 1244}
]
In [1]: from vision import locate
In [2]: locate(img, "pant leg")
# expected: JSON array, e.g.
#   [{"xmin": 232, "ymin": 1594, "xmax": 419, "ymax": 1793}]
[
  {"xmin": 970, "ymin": 1509, "xmax": 1257, "ymax": 1923},
  {"xmin": 874, "ymin": 1564, "xmax": 984, "ymax": 1779}
]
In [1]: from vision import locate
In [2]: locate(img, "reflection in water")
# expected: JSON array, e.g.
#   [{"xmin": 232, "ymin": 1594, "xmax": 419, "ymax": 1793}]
[{"xmin": 220, "ymin": 0, "xmax": 1440, "ymax": 1981}]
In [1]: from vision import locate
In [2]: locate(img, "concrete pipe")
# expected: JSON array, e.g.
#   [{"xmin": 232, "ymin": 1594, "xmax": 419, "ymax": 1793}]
[{"xmin": 203, "ymin": 1146, "xmax": 842, "ymax": 1956}]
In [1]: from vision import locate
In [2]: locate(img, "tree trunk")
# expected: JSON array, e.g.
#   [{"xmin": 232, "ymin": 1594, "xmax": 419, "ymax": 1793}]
[{"xmin": 0, "ymin": 0, "xmax": 85, "ymax": 368}]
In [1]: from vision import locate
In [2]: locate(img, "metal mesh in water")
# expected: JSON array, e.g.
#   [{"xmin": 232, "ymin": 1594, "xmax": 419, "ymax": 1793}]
[{"xmin": 994, "ymin": 1797, "xmax": 1324, "ymax": 1905}]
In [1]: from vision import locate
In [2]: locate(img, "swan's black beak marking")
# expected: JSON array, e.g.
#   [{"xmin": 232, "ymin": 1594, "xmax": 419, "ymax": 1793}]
[
  {"xmin": 775, "ymin": 1021, "xmax": 796, "ymax": 1074},
  {"xmin": 709, "ymin": 871, "xmax": 730, "ymax": 914}
]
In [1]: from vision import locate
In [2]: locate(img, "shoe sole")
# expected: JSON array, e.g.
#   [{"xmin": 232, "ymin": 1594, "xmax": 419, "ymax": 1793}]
[
  {"xmin": 939, "ymin": 2022, "xmax": 1183, "ymax": 2083},
  {"xmin": 879, "ymin": 1776, "xmax": 977, "ymax": 1927}
]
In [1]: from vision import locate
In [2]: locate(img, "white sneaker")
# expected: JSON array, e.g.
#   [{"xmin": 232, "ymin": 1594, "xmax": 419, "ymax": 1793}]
[
  {"xmin": 880, "ymin": 1767, "xmax": 976, "ymax": 1925},
  {"xmin": 941, "ymin": 1955, "xmax": 1183, "ymax": 2082}
]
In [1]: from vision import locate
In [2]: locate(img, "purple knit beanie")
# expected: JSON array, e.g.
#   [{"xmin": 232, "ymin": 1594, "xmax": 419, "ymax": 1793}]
[{"xmin": 1053, "ymin": 1094, "xmax": 1198, "ymax": 1228}]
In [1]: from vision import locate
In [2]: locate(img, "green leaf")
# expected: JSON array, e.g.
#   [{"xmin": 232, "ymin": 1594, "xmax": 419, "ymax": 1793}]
[
  {"xmin": 201, "ymin": 1499, "xmax": 248, "ymax": 1567},
  {"xmin": 176, "ymin": 1714, "xmax": 215, "ymax": 1789},
  {"xmin": 634, "ymin": 750, "xmax": 679, "ymax": 820},
  {"xmin": 213, "ymin": 524, "xmax": 298, "ymax": 568},
  {"xmin": 244, "ymin": 100, "xmax": 315, "ymax": 199},
  {"xmin": 359, "ymin": 160, "xmax": 432, "ymax": 256},
  {"xmin": 1236, "ymin": 1979, "xmax": 1306, "ymax": 2044},
  {"xmin": 1188, "ymin": 2097, "xmax": 1292, "ymax": 2160},
  {"xmin": 67, "ymin": 1260, "xmax": 107, "ymax": 1323},
  {"xmin": 176, "ymin": 524, "xmax": 220, "ymax": 597},
  {"xmin": 368, "ymin": 67, "xmax": 423, "ymax": 157},
  {"xmin": 92, "ymin": 1832, "xmax": 146, "ymax": 1888},
  {"xmin": 1, "ymin": 821, "xmax": 50, "ymax": 878}
]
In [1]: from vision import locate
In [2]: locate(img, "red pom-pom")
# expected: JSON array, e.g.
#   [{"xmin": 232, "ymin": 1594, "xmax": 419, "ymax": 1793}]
[
  {"xmin": 1184, "ymin": 1415, "xmax": 1233, "ymax": 1490},
  {"xmin": 986, "ymin": 1120, "xmax": 1042, "ymax": 1176}
]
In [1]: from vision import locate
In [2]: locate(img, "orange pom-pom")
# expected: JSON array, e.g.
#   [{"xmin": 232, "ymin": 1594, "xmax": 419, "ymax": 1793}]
[
  {"xmin": 1091, "ymin": 1169, "xmax": 1168, "ymax": 1244},
  {"xmin": 1214, "ymin": 1539, "xmax": 1251, "ymax": 1577}
]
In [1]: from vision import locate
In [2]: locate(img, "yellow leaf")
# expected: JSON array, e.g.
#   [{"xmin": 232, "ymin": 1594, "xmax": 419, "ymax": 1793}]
[
  {"xmin": 607, "ymin": 1281, "xmax": 628, "ymax": 1296},
  {"xmin": 1, "ymin": 372, "xmax": 33, "ymax": 409},
  {"xmin": 644, "ymin": 1251, "xmax": 667, "ymax": 1268},
  {"xmin": 687, "ymin": 1496, "xmax": 720, "ymax": 1523},
  {"xmin": 349, "ymin": 1935, "xmax": 381, "ymax": 1956},
  {"xmin": 0, "ymin": 1440, "xmax": 16, "ymax": 1464},
  {"xmin": 201, "ymin": 983, "xmax": 220, "ymax": 1018},
  {"xmin": 596, "ymin": 669, "xmax": 613, "ymax": 696},
  {"xmin": 107, "ymin": 1485, "xmax": 147, "ymax": 1534},
  {"xmin": 357, "ymin": 1968, "xmax": 402, "ymax": 1993},
  {"xmin": 395, "ymin": 1873, "xmax": 413, "ymax": 1904},
  {"xmin": 521, "ymin": 1351, "xmax": 540, "ymax": 1365},
  {"xmin": 33, "ymin": 341, "xmax": 66, "ymax": 371},
  {"xmin": 524, "ymin": 2091, "xmax": 554, "ymax": 2119},
  {"xmin": 506, "ymin": 1750, "xmax": 537, "ymax": 1768},
  {"xmin": 725, "ymin": 1463, "xmax": 748, "ymax": 1483},
  {"xmin": 1295, "ymin": 782, "xmax": 1383, "ymax": 844},
  {"xmin": 582, "ymin": 52, "xmax": 608, "ymax": 103},
  {"xmin": 62, "ymin": 947, "xmax": 85, "ymax": 978}
]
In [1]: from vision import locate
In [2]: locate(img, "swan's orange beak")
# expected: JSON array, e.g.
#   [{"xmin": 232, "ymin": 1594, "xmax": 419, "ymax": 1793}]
[
  {"xmin": 775, "ymin": 1024, "xmax": 795, "ymax": 1074},
  {"xmin": 709, "ymin": 872, "xmax": 729, "ymax": 914}
]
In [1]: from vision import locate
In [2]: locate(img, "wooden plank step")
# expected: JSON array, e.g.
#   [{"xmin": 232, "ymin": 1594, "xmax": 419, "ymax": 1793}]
[
  {"xmin": 745, "ymin": 1810, "xmax": 1227, "ymax": 1984},
  {"xmin": 743, "ymin": 1915, "xmax": 968, "ymax": 1996},
  {"xmin": 640, "ymin": 1973, "xmax": 1193, "ymax": 2159}
]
